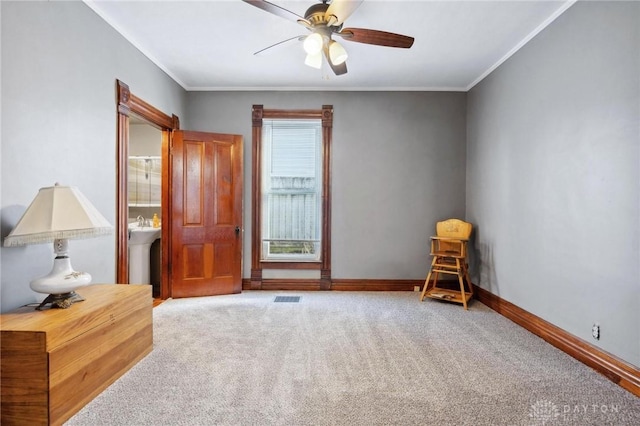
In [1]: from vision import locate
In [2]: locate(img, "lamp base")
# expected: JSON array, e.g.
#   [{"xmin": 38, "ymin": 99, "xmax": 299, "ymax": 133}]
[
  {"xmin": 30, "ymin": 240, "xmax": 92, "ymax": 296},
  {"xmin": 36, "ymin": 291, "xmax": 85, "ymax": 311}
]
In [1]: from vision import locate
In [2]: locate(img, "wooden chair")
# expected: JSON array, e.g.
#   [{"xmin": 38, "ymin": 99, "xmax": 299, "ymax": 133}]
[{"xmin": 420, "ymin": 219, "xmax": 473, "ymax": 309}]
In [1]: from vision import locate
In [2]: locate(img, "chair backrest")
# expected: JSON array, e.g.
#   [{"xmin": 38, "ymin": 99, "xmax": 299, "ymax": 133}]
[
  {"xmin": 430, "ymin": 219, "xmax": 473, "ymax": 258},
  {"xmin": 436, "ymin": 219, "xmax": 472, "ymax": 240}
]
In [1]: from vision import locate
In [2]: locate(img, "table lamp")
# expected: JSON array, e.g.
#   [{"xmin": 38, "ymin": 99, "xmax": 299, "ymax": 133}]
[{"xmin": 3, "ymin": 183, "xmax": 113, "ymax": 310}]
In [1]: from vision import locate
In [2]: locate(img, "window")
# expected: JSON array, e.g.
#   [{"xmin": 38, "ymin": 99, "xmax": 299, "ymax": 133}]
[
  {"xmin": 251, "ymin": 105, "xmax": 333, "ymax": 288},
  {"xmin": 261, "ymin": 119, "xmax": 322, "ymax": 261}
]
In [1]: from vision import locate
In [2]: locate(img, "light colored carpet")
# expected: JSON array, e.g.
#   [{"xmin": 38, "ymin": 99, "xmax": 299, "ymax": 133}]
[{"xmin": 66, "ymin": 291, "xmax": 640, "ymax": 425}]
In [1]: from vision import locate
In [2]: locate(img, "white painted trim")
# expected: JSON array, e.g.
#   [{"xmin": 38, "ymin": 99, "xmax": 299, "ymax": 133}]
[
  {"xmin": 185, "ymin": 86, "xmax": 468, "ymax": 92},
  {"xmin": 465, "ymin": 0, "xmax": 578, "ymax": 91}
]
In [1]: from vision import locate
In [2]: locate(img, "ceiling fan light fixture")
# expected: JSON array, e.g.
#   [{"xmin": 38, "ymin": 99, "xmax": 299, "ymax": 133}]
[
  {"xmin": 303, "ymin": 32, "xmax": 323, "ymax": 55},
  {"xmin": 242, "ymin": 0, "xmax": 414, "ymax": 77},
  {"xmin": 329, "ymin": 40, "xmax": 348, "ymax": 65},
  {"xmin": 304, "ymin": 52, "xmax": 322, "ymax": 69}
]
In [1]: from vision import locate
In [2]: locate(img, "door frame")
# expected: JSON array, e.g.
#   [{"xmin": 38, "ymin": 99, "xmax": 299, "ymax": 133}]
[{"xmin": 116, "ymin": 80, "xmax": 179, "ymax": 299}]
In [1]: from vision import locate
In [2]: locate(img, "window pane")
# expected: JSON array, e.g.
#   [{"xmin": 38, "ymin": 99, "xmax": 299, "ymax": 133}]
[{"xmin": 262, "ymin": 120, "xmax": 322, "ymax": 261}]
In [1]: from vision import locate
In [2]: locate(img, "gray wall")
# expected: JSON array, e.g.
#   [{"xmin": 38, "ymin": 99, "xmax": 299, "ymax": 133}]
[
  {"xmin": 466, "ymin": 1, "xmax": 639, "ymax": 367},
  {"xmin": 185, "ymin": 92, "xmax": 467, "ymax": 279},
  {"xmin": 0, "ymin": 1, "xmax": 187, "ymax": 311},
  {"xmin": 3, "ymin": 0, "xmax": 635, "ymax": 372}
]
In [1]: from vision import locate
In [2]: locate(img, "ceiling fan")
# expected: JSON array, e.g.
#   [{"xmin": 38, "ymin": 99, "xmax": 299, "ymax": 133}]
[{"xmin": 242, "ymin": 0, "xmax": 415, "ymax": 76}]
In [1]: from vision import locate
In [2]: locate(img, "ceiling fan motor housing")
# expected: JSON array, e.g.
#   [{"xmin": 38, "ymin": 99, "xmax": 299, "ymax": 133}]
[{"xmin": 305, "ymin": 3, "xmax": 331, "ymax": 26}]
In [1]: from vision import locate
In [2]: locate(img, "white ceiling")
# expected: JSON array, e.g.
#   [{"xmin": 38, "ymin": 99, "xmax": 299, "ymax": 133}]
[{"xmin": 84, "ymin": 0, "xmax": 575, "ymax": 91}]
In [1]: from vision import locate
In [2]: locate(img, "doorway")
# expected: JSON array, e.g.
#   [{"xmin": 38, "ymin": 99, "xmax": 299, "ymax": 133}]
[
  {"xmin": 116, "ymin": 80, "xmax": 177, "ymax": 299},
  {"xmin": 129, "ymin": 116, "xmax": 162, "ymax": 295},
  {"xmin": 116, "ymin": 80, "xmax": 243, "ymax": 300}
]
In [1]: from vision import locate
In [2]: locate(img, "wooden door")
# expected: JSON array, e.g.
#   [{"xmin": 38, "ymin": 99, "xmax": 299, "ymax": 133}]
[{"xmin": 170, "ymin": 130, "xmax": 243, "ymax": 298}]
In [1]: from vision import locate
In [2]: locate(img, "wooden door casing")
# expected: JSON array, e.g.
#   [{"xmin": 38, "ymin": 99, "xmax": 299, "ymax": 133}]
[
  {"xmin": 116, "ymin": 80, "xmax": 179, "ymax": 301},
  {"xmin": 170, "ymin": 130, "xmax": 243, "ymax": 298}
]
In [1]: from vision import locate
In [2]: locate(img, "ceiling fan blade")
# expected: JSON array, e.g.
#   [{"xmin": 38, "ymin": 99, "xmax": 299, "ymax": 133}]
[
  {"xmin": 338, "ymin": 28, "xmax": 415, "ymax": 48},
  {"xmin": 325, "ymin": 0, "xmax": 364, "ymax": 26},
  {"xmin": 323, "ymin": 44, "xmax": 347, "ymax": 76},
  {"xmin": 242, "ymin": 0, "xmax": 305, "ymax": 24},
  {"xmin": 253, "ymin": 35, "xmax": 305, "ymax": 55}
]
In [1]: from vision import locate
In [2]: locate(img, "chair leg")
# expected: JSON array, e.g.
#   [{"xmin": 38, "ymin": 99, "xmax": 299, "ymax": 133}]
[
  {"xmin": 420, "ymin": 271, "xmax": 433, "ymax": 302},
  {"xmin": 432, "ymin": 256, "xmax": 441, "ymax": 289},
  {"xmin": 420, "ymin": 256, "xmax": 437, "ymax": 301},
  {"xmin": 432, "ymin": 270, "xmax": 440, "ymax": 289},
  {"xmin": 463, "ymin": 263, "xmax": 473, "ymax": 296},
  {"xmin": 456, "ymin": 259, "xmax": 468, "ymax": 310}
]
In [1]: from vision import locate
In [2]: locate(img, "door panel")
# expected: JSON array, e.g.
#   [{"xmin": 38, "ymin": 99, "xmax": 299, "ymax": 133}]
[
  {"xmin": 184, "ymin": 141, "xmax": 204, "ymax": 225},
  {"xmin": 171, "ymin": 130, "xmax": 242, "ymax": 298},
  {"xmin": 215, "ymin": 144, "xmax": 234, "ymax": 224}
]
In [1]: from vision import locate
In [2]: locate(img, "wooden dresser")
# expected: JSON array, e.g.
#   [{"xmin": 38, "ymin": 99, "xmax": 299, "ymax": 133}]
[{"xmin": 0, "ymin": 284, "xmax": 153, "ymax": 425}]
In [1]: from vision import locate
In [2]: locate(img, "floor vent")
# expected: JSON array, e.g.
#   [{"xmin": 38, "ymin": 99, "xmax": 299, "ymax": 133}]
[{"xmin": 274, "ymin": 296, "xmax": 301, "ymax": 303}]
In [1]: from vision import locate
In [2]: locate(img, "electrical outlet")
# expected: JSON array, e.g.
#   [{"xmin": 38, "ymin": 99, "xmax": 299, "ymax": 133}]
[
  {"xmin": 592, "ymin": 323, "xmax": 600, "ymax": 340},
  {"xmin": 413, "ymin": 286, "xmax": 421, "ymax": 292}
]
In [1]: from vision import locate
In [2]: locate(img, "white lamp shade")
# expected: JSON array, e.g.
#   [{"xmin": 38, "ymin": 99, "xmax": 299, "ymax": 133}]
[
  {"xmin": 3, "ymin": 184, "xmax": 113, "ymax": 247},
  {"xmin": 303, "ymin": 33, "xmax": 323, "ymax": 55},
  {"xmin": 329, "ymin": 40, "xmax": 348, "ymax": 65},
  {"xmin": 305, "ymin": 52, "xmax": 323, "ymax": 69}
]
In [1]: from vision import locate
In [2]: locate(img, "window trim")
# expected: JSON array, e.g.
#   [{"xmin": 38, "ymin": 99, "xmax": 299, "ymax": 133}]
[{"xmin": 250, "ymin": 105, "xmax": 333, "ymax": 289}]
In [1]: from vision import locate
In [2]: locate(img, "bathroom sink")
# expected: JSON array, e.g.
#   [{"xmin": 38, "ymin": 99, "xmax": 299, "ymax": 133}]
[
  {"xmin": 128, "ymin": 223, "xmax": 161, "ymax": 285},
  {"xmin": 128, "ymin": 224, "xmax": 161, "ymax": 245}
]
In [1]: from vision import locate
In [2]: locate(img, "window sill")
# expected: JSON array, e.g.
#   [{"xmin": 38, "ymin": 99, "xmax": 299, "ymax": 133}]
[{"xmin": 260, "ymin": 261, "xmax": 322, "ymax": 270}]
